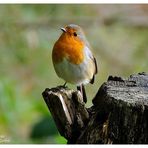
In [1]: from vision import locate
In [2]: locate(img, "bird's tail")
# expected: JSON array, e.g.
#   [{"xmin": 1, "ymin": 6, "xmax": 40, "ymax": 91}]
[{"xmin": 77, "ymin": 85, "xmax": 87, "ymax": 103}]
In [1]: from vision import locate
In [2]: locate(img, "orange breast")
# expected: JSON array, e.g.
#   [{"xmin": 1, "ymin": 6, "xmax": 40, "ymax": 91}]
[{"xmin": 52, "ymin": 34, "xmax": 84, "ymax": 65}]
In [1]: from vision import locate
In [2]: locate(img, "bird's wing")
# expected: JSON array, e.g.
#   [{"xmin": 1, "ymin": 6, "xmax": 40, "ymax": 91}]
[
  {"xmin": 93, "ymin": 56, "xmax": 98, "ymax": 75},
  {"xmin": 85, "ymin": 46, "xmax": 98, "ymax": 74}
]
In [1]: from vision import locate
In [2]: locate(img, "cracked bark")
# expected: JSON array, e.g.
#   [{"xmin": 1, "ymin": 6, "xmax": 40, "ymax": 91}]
[{"xmin": 42, "ymin": 72, "xmax": 148, "ymax": 144}]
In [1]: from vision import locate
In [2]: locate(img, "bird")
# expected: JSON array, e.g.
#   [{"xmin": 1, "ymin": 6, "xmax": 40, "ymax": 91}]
[{"xmin": 52, "ymin": 24, "xmax": 98, "ymax": 103}]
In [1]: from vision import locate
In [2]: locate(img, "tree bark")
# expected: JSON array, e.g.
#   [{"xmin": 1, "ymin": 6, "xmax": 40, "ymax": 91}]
[{"xmin": 42, "ymin": 72, "xmax": 148, "ymax": 144}]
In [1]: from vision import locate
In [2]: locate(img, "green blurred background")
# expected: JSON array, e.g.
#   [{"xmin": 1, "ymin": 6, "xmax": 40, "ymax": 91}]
[{"xmin": 0, "ymin": 4, "xmax": 148, "ymax": 144}]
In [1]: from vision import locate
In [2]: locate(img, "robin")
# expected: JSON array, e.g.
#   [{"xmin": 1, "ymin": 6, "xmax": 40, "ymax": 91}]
[{"xmin": 52, "ymin": 24, "xmax": 98, "ymax": 103}]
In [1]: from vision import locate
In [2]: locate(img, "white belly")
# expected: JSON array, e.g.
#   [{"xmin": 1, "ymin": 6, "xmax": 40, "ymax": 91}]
[{"xmin": 53, "ymin": 57, "xmax": 95, "ymax": 86}]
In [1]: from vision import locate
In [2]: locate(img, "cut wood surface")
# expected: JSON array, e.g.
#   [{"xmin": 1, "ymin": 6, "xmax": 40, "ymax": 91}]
[{"xmin": 42, "ymin": 72, "xmax": 148, "ymax": 144}]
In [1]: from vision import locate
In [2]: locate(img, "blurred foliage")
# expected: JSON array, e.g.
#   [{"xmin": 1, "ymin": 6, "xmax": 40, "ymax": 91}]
[
  {"xmin": 30, "ymin": 116, "xmax": 67, "ymax": 144},
  {"xmin": 0, "ymin": 4, "xmax": 147, "ymax": 144}
]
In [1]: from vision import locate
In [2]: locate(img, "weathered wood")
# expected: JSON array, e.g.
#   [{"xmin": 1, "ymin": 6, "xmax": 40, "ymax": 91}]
[
  {"xmin": 42, "ymin": 72, "xmax": 148, "ymax": 144},
  {"xmin": 42, "ymin": 86, "xmax": 89, "ymax": 143},
  {"xmin": 92, "ymin": 72, "xmax": 148, "ymax": 144}
]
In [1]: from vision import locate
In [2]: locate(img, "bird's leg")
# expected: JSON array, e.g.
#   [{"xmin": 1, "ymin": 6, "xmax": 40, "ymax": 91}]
[
  {"xmin": 77, "ymin": 85, "xmax": 82, "ymax": 94},
  {"xmin": 63, "ymin": 82, "xmax": 67, "ymax": 88},
  {"xmin": 77, "ymin": 84, "xmax": 87, "ymax": 103},
  {"xmin": 82, "ymin": 85, "xmax": 87, "ymax": 103}
]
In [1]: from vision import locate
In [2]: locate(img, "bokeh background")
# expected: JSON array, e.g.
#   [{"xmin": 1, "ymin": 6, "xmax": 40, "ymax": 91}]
[{"xmin": 0, "ymin": 4, "xmax": 148, "ymax": 144}]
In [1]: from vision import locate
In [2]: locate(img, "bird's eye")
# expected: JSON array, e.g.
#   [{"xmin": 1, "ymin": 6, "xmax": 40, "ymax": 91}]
[{"xmin": 73, "ymin": 32, "xmax": 77, "ymax": 37}]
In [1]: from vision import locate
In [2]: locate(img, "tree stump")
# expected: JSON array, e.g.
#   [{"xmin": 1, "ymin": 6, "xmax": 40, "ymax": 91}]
[{"xmin": 42, "ymin": 72, "xmax": 148, "ymax": 144}]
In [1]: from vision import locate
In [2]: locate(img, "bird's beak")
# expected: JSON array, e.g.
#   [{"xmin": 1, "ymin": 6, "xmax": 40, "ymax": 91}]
[{"xmin": 60, "ymin": 27, "xmax": 66, "ymax": 33}]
